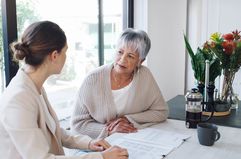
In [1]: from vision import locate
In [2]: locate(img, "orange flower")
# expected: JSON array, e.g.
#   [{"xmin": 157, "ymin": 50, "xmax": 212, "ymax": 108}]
[
  {"xmin": 221, "ymin": 41, "xmax": 236, "ymax": 55},
  {"xmin": 222, "ymin": 33, "xmax": 234, "ymax": 41},
  {"xmin": 203, "ymin": 41, "xmax": 209, "ymax": 49},
  {"xmin": 210, "ymin": 41, "xmax": 216, "ymax": 48}
]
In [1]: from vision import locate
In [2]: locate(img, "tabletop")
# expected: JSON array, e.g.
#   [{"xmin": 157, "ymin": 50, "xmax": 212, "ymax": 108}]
[
  {"xmin": 167, "ymin": 95, "xmax": 241, "ymax": 128},
  {"xmin": 67, "ymin": 118, "xmax": 241, "ymax": 159},
  {"xmin": 151, "ymin": 119, "xmax": 241, "ymax": 159}
]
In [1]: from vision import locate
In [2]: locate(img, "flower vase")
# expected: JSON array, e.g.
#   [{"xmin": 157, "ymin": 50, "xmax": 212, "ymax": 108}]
[
  {"xmin": 215, "ymin": 69, "xmax": 237, "ymax": 112},
  {"xmin": 220, "ymin": 69, "xmax": 235, "ymax": 102},
  {"xmin": 227, "ymin": 92, "xmax": 239, "ymax": 109}
]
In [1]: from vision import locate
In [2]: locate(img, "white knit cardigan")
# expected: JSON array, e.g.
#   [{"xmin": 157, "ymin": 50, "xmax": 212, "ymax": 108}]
[{"xmin": 71, "ymin": 64, "xmax": 169, "ymax": 139}]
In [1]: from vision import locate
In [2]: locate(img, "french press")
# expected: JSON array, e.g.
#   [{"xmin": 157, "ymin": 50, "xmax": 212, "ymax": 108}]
[{"xmin": 185, "ymin": 88, "xmax": 214, "ymax": 128}]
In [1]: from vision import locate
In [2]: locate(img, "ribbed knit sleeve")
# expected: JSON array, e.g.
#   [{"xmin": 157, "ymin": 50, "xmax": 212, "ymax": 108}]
[{"xmin": 71, "ymin": 65, "xmax": 115, "ymax": 139}]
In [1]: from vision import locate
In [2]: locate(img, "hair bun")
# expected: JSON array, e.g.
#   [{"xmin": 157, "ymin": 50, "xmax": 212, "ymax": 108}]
[{"xmin": 12, "ymin": 42, "xmax": 30, "ymax": 61}]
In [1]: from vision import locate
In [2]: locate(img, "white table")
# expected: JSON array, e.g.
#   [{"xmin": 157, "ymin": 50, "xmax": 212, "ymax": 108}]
[
  {"xmin": 68, "ymin": 119, "xmax": 241, "ymax": 159},
  {"xmin": 151, "ymin": 119, "xmax": 241, "ymax": 159}
]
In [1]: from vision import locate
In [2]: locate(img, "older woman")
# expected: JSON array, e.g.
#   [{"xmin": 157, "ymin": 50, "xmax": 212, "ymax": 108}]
[{"xmin": 71, "ymin": 28, "xmax": 168, "ymax": 139}]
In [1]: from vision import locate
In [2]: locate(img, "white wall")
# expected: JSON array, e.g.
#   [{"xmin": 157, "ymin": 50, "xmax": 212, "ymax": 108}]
[
  {"xmin": 134, "ymin": 0, "xmax": 241, "ymax": 101},
  {"xmin": 134, "ymin": 0, "xmax": 187, "ymax": 100}
]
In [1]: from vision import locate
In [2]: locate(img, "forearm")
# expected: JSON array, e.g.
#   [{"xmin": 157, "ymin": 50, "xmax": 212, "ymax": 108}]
[
  {"xmin": 71, "ymin": 100, "xmax": 108, "ymax": 139},
  {"xmin": 125, "ymin": 109, "xmax": 168, "ymax": 124},
  {"xmin": 61, "ymin": 128, "xmax": 92, "ymax": 150},
  {"xmin": 71, "ymin": 118, "xmax": 107, "ymax": 139}
]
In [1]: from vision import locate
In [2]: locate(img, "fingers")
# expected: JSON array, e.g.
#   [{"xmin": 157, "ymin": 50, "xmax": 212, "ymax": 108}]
[
  {"xmin": 102, "ymin": 146, "xmax": 129, "ymax": 159},
  {"xmin": 117, "ymin": 125, "xmax": 137, "ymax": 133},
  {"xmin": 92, "ymin": 145, "xmax": 104, "ymax": 151},
  {"xmin": 100, "ymin": 140, "xmax": 111, "ymax": 149},
  {"xmin": 110, "ymin": 123, "xmax": 137, "ymax": 135},
  {"xmin": 108, "ymin": 118, "xmax": 132, "ymax": 131},
  {"xmin": 106, "ymin": 116, "xmax": 131, "ymax": 130},
  {"xmin": 119, "ymin": 148, "xmax": 128, "ymax": 157},
  {"xmin": 111, "ymin": 146, "xmax": 128, "ymax": 156},
  {"xmin": 106, "ymin": 118, "xmax": 115, "ymax": 126},
  {"xmin": 90, "ymin": 139, "xmax": 111, "ymax": 151},
  {"xmin": 108, "ymin": 118, "xmax": 123, "ymax": 131},
  {"xmin": 117, "ymin": 147, "xmax": 129, "ymax": 159}
]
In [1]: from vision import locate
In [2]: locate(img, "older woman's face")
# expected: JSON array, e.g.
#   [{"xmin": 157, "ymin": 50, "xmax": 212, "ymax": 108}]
[{"xmin": 114, "ymin": 47, "xmax": 140, "ymax": 74}]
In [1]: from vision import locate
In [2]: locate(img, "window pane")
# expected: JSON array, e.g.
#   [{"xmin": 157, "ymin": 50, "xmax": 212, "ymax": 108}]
[
  {"xmin": 16, "ymin": 0, "xmax": 124, "ymax": 120},
  {"xmin": 16, "ymin": 0, "xmax": 99, "ymax": 120},
  {"xmin": 0, "ymin": 1, "xmax": 4, "ymax": 94},
  {"xmin": 103, "ymin": 0, "xmax": 123, "ymax": 64}
]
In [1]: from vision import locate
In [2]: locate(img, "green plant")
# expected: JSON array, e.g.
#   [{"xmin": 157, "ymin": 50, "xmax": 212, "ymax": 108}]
[{"xmin": 184, "ymin": 34, "xmax": 221, "ymax": 84}]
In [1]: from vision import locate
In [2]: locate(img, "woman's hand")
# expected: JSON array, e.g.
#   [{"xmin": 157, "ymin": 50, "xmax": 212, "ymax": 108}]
[
  {"xmin": 106, "ymin": 117, "xmax": 137, "ymax": 135},
  {"xmin": 88, "ymin": 139, "xmax": 111, "ymax": 151},
  {"xmin": 102, "ymin": 146, "xmax": 129, "ymax": 159},
  {"xmin": 106, "ymin": 117, "xmax": 130, "ymax": 129}
]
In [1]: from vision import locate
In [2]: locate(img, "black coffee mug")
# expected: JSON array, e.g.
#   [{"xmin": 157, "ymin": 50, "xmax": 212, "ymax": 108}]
[{"xmin": 197, "ymin": 123, "xmax": 221, "ymax": 146}]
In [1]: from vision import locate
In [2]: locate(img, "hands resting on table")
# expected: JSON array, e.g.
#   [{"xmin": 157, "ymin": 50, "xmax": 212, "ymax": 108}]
[
  {"xmin": 88, "ymin": 138, "xmax": 129, "ymax": 159},
  {"xmin": 86, "ymin": 116, "xmax": 137, "ymax": 159},
  {"xmin": 106, "ymin": 116, "xmax": 137, "ymax": 135}
]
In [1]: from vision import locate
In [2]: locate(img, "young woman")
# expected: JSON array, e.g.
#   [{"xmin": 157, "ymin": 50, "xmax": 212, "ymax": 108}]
[{"xmin": 0, "ymin": 21, "xmax": 128, "ymax": 159}]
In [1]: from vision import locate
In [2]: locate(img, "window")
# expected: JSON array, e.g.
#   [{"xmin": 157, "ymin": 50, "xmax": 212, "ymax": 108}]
[
  {"xmin": 103, "ymin": 0, "xmax": 123, "ymax": 64},
  {"xmin": 0, "ymin": 1, "xmax": 4, "ymax": 94},
  {"xmin": 12, "ymin": 0, "xmax": 131, "ymax": 120}
]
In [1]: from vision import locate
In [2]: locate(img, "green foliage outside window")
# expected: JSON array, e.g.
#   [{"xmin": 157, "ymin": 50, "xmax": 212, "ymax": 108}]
[{"xmin": 0, "ymin": 0, "xmax": 39, "ymax": 91}]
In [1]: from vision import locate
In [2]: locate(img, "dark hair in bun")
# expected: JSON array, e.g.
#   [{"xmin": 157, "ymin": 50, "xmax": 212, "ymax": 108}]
[
  {"xmin": 10, "ymin": 21, "xmax": 66, "ymax": 67},
  {"xmin": 12, "ymin": 42, "xmax": 30, "ymax": 61}
]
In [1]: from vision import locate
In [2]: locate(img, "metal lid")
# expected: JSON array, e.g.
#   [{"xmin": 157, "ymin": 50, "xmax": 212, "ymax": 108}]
[{"xmin": 185, "ymin": 88, "xmax": 203, "ymax": 101}]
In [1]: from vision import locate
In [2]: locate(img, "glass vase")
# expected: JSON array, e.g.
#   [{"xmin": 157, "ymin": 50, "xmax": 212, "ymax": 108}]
[
  {"xmin": 220, "ymin": 69, "xmax": 235, "ymax": 101},
  {"xmin": 218, "ymin": 69, "xmax": 238, "ymax": 110},
  {"xmin": 227, "ymin": 93, "xmax": 239, "ymax": 109}
]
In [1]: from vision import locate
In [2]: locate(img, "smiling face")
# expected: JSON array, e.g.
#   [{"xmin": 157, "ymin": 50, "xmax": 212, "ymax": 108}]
[{"xmin": 113, "ymin": 46, "xmax": 140, "ymax": 75}]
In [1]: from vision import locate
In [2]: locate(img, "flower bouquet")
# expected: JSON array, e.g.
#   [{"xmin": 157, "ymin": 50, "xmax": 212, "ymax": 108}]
[{"xmin": 205, "ymin": 30, "xmax": 241, "ymax": 104}]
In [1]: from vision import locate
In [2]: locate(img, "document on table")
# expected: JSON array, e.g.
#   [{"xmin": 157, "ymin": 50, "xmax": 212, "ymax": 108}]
[{"xmin": 105, "ymin": 128, "xmax": 190, "ymax": 159}]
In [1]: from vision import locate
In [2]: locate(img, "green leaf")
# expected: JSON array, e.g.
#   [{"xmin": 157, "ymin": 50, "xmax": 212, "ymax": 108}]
[
  {"xmin": 184, "ymin": 34, "xmax": 222, "ymax": 83},
  {"xmin": 209, "ymin": 58, "xmax": 222, "ymax": 82},
  {"xmin": 184, "ymin": 34, "xmax": 195, "ymax": 60}
]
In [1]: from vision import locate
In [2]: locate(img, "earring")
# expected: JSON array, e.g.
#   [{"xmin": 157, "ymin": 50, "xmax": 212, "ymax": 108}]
[{"xmin": 135, "ymin": 66, "xmax": 140, "ymax": 74}]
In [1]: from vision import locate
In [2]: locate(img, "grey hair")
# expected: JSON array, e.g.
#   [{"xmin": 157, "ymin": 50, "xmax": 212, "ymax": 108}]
[{"xmin": 116, "ymin": 28, "xmax": 151, "ymax": 60}]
